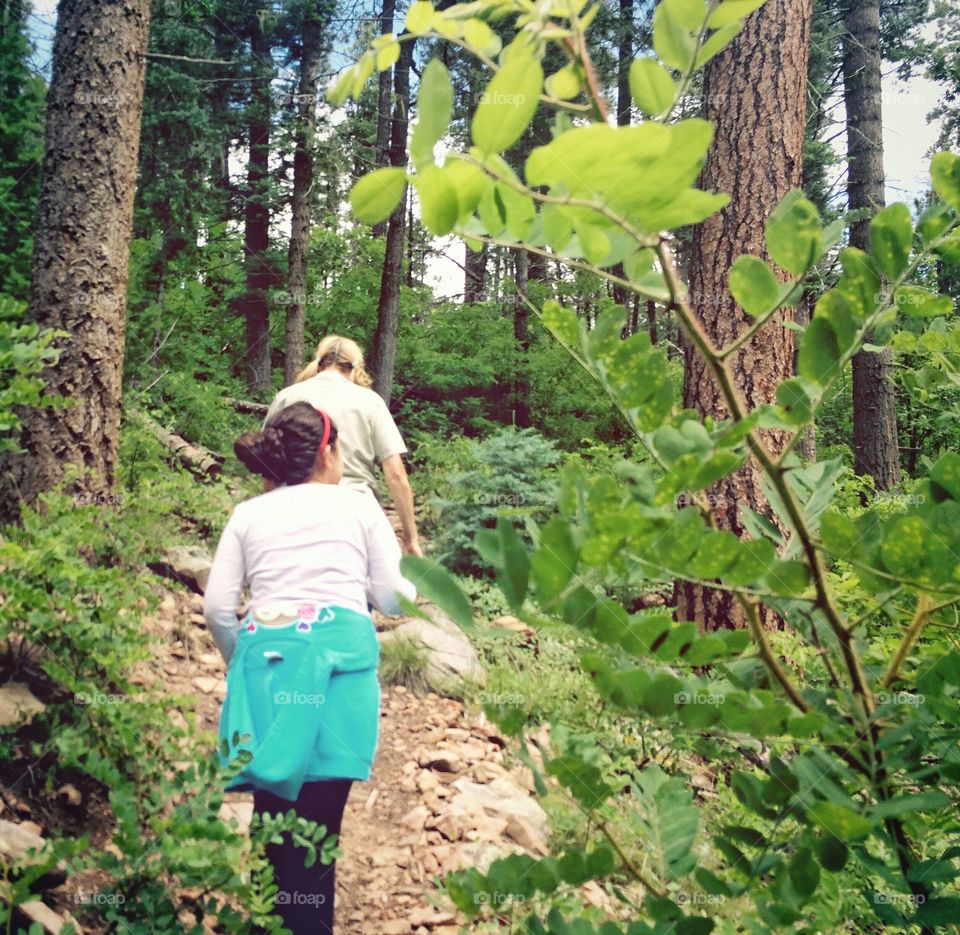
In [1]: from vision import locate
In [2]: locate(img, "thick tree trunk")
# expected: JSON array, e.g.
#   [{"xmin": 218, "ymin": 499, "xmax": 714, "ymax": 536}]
[
  {"xmin": 284, "ymin": 1, "xmax": 326, "ymax": 387},
  {"xmin": 677, "ymin": 0, "xmax": 813, "ymax": 631},
  {"xmin": 0, "ymin": 0, "xmax": 151, "ymax": 518},
  {"xmin": 371, "ymin": 0, "xmax": 396, "ymax": 238},
  {"xmin": 513, "ymin": 249, "xmax": 531, "ymax": 428},
  {"xmin": 464, "ymin": 242, "xmax": 488, "ymax": 303},
  {"xmin": 370, "ymin": 34, "xmax": 414, "ymax": 404},
  {"xmin": 242, "ymin": 8, "xmax": 273, "ymax": 395},
  {"xmin": 842, "ymin": 0, "xmax": 901, "ymax": 490}
]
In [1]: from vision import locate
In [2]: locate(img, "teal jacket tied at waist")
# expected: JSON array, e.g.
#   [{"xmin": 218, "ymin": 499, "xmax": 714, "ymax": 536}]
[{"xmin": 218, "ymin": 603, "xmax": 380, "ymax": 801}]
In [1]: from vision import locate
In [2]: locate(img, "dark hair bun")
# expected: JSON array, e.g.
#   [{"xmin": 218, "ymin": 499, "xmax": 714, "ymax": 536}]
[
  {"xmin": 233, "ymin": 402, "xmax": 339, "ymax": 486},
  {"xmin": 234, "ymin": 428, "xmax": 285, "ymax": 482}
]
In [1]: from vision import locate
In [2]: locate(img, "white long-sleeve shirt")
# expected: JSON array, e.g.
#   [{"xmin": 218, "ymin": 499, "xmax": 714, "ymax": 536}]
[{"xmin": 203, "ymin": 483, "xmax": 416, "ymax": 661}]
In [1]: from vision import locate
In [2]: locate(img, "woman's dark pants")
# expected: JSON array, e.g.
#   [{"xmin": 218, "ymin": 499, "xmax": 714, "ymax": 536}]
[{"xmin": 253, "ymin": 779, "xmax": 353, "ymax": 934}]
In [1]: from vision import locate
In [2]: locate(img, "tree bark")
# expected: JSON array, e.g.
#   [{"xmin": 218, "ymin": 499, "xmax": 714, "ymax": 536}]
[
  {"xmin": 284, "ymin": 0, "xmax": 327, "ymax": 387},
  {"xmin": 0, "ymin": 0, "xmax": 151, "ymax": 518},
  {"xmin": 241, "ymin": 7, "xmax": 273, "ymax": 396},
  {"xmin": 513, "ymin": 249, "xmax": 531, "ymax": 428},
  {"xmin": 370, "ymin": 34, "xmax": 414, "ymax": 404},
  {"xmin": 464, "ymin": 242, "xmax": 488, "ymax": 303},
  {"xmin": 677, "ymin": 0, "xmax": 813, "ymax": 631},
  {"xmin": 842, "ymin": 0, "xmax": 901, "ymax": 490},
  {"xmin": 371, "ymin": 0, "xmax": 396, "ymax": 238},
  {"xmin": 611, "ymin": 0, "xmax": 633, "ymax": 320}
]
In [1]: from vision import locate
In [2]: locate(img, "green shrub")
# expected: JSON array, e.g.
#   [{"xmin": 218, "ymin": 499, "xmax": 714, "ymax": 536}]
[{"xmin": 379, "ymin": 633, "xmax": 432, "ymax": 694}]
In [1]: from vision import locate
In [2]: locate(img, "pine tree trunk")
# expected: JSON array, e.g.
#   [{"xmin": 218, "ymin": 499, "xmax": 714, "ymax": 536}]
[
  {"xmin": 514, "ymin": 249, "xmax": 531, "ymax": 428},
  {"xmin": 370, "ymin": 34, "xmax": 414, "ymax": 404},
  {"xmin": 284, "ymin": 1, "xmax": 326, "ymax": 387},
  {"xmin": 242, "ymin": 8, "xmax": 273, "ymax": 395},
  {"xmin": 371, "ymin": 0, "xmax": 396, "ymax": 238},
  {"xmin": 677, "ymin": 0, "xmax": 813, "ymax": 631},
  {"xmin": 0, "ymin": 0, "xmax": 151, "ymax": 518},
  {"xmin": 464, "ymin": 242, "xmax": 488, "ymax": 303},
  {"xmin": 842, "ymin": 0, "xmax": 901, "ymax": 490}
]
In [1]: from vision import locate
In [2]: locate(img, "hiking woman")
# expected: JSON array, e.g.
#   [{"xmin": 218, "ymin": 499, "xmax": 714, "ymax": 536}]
[
  {"xmin": 203, "ymin": 401, "xmax": 416, "ymax": 934},
  {"xmin": 263, "ymin": 334, "xmax": 423, "ymax": 557}
]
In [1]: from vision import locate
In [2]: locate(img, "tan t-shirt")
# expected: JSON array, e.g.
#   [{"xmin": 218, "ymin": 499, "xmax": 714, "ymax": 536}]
[{"xmin": 263, "ymin": 372, "xmax": 407, "ymax": 495}]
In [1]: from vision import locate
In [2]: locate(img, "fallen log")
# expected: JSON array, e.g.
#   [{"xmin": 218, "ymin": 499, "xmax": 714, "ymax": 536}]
[
  {"xmin": 226, "ymin": 397, "xmax": 269, "ymax": 417},
  {"xmin": 129, "ymin": 409, "xmax": 225, "ymax": 479}
]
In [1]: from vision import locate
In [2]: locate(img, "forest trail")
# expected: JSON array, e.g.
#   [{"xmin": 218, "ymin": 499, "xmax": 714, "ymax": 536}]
[{"xmin": 154, "ymin": 583, "xmax": 552, "ymax": 935}]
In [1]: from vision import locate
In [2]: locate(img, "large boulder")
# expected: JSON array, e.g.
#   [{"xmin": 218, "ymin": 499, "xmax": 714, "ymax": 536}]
[
  {"xmin": 148, "ymin": 545, "xmax": 213, "ymax": 594},
  {"xmin": 379, "ymin": 603, "xmax": 485, "ymax": 690},
  {"xmin": 0, "ymin": 682, "xmax": 45, "ymax": 728}
]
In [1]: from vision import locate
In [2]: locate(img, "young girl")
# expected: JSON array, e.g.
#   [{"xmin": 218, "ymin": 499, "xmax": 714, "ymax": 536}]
[{"xmin": 203, "ymin": 402, "xmax": 416, "ymax": 934}]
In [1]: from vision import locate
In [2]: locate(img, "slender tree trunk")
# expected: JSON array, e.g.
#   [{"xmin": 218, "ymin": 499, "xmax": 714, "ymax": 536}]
[
  {"xmin": 0, "ymin": 0, "xmax": 151, "ymax": 519},
  {"xmin": 514, "ymin": 249, "xmax": 531, "ymax": 428},
  {"xmin": 284, "ymin": 1, "xmax": 326, "ymax": 387},
  {"xmin": 647, "ymin": 300, "xmax": 657, "ymax": 344},
  {"xmin": 241, "ymin": 8, "xmax": 273, "ymax": 395},
  {"xmin": 677, "ymin": 0, "xmax": 813, "ymax": 631},
  {"xmin": 794, "ymin": 292, "xmax": 818, "ymax": 461},
  {"xmin": 611, "ymin": 0, "xmax": 633, "ymax": 319},
  {"xmin": 842, "ymin": 0, "xmax": 901, "ymax": 490},
  {"xmin": 371, "ymin": 0, "xmax": 396, "ymax": 238},
  {"xmin": 464, "ymin": 242, "xmax": 488, "ymax": 302},
  {"xmin": 370, "ymin": 34, "xmax": 414, "ymax": 403}
]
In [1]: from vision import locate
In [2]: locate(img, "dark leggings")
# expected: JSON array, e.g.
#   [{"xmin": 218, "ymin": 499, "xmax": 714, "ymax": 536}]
[{"xmin": 253, "ymin": 779, "xmax": 353, "ymax": 934}]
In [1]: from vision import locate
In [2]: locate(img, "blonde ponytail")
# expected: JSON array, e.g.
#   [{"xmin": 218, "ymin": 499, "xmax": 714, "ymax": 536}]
[{"xmin": 311, "ymin": 334, "xmax": 373, "ymax": 388}]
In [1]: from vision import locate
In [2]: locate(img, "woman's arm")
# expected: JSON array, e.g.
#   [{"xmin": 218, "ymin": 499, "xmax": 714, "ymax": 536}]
[
  {"xmin": 203, "ymin": 511, "xmax": 247, "ymax": 663},
  {"xmin": 382, "ymin": 454, "xmax": 422, "ymax": 556},
  {"xmin": 364, "ymin": 502, "xmax": 416, "ymax": 615}
]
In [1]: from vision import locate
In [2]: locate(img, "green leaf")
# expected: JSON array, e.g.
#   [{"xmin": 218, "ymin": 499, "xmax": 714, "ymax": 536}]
[
  {"xmin": 807, "ymin": 801, "xmax": 872, "ymax": 841},
  {"xmin": 695, "ymin": 21, "xmax": 741, "ymax": 67},
  {"xmin": 894, "ymin": 286, "xmax": 953, "ymax": 318},
  {"xmin": 930, "ymin": 451, "xmax": 960, "ymax": 501},
  {"xmin": 375, "ymin": 36, "xmax": 400, "ymax": 71},
  {"xmin": 775, "ymin": 377, "xmax": 812, "ymax": 426},
  {"xmin": 349, "ymin": 168, "xmax": 407, "ymax": 224},
  {"xmin": 797, "ymin": 317, "xmax": 841, "ymax": 386},
  {"xmin": 471, "ymin": 50, "xmax": 543, "ymax": 155},
  {"xmin": 463, "ymin": 18, "xmax": 500, "ymax": 57},
  {"xmin": 399, "ymin": 556, "xmax": 473, "ymax": 631},
  {"xmin": 544, "ymin": 65, "xmax": 582, "ymax": 100},
  {"xmin": 531, "ymin": 519, "xmax": 578, "ymax": 606},
  {"xmin": 663, "ymin": 0, "xmax": 707, "ymax": 30},
  {"xmin": 728, "ymin": 255, "xmax": 780, "ymax": 317},
  {"xmin": 819, "ymin": 510, "xmax": 860, "ymax": 560},
  {"xmin": 410, "ymin": 59, "xmax": 453, "ymax": 170},
  {"xmin": 707, "ymin": 0, "xmax": 765, "ymax": 28},
  {"xmin": 789, "ymin": 847, "xmax": 820, "ymax": 898},
  {"xmin": 931, "ymin": 151, "xmax": 960, "ymax": 210},
  {"xmin": 918, "ymin": 202, "xmax": 954, "ymax": 245},
  {"xmin": 541, "ymin": 299, "xmax": 580, "ymax": 347},
  {"xmin": 869, "ymin": 203, "xmax": 912, "ymax": 279},
  {"xmin": 870, "ymin": 790, "xmax": 951, "ymax": 820},
  {"xmin": 914, "ymin": 897, "xmax": 960, "ymax": 927},
  {"xmin": 405, "ymin": 0, "xmax": 434, "ymax": 34},
  {"xmin": 443, "ymin": 157, "xmax": 487, "ymax": 219},
  {"xmin": 765, "ymin": 190, "xmax": 823, "ymax": 275},
  {"xmin": 629, "ymin": 58, "xmax": 676, "ymax": 117},
  {"xmin": 652, "ymin": 1, "xmax": 697, "ymax": 71},
  {"xmin": 415, "ymin": 166, "xmax": 459, "ymax": 236},
  {"xmin": 816, "ymin": 836, "xmax": 848, "ymax": 872}
]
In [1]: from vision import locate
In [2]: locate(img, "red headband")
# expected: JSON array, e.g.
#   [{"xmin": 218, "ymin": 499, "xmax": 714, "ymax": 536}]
[{"xmin": 315, "ymin": 407, "xmax": 331, "ymax": 453}]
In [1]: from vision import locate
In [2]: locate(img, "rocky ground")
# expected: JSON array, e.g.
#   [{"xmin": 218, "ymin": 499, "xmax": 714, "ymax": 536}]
[{"xmin": 1, "ymin": 555, "xmax": 614, "ymax": 934}]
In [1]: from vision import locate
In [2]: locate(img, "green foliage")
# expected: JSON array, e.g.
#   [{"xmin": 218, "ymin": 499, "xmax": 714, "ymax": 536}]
[
  {"xmin": 378, "ymin": 633, "xmax": 432, "ymax": 693},
  {"xmin": 0, "ymin": 299, "xmax": 63, "ymax": 454},
  {"xmin": 427, "ymin": 427, "xmax": 561, "ymax": 575},
  {"xmin": 343, "ymin": 0, "xmax": 960, "ymax": 929}
]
